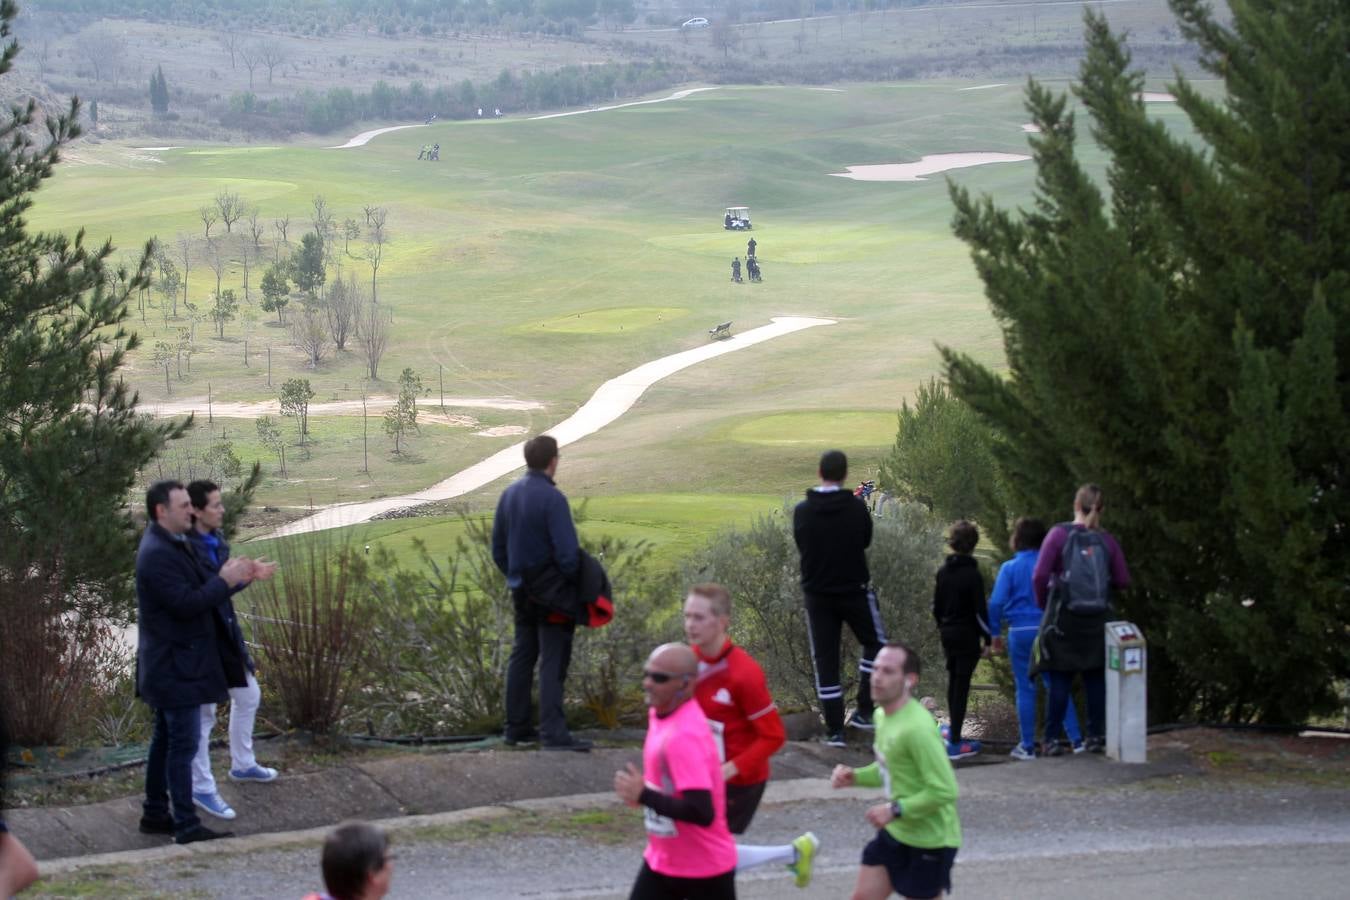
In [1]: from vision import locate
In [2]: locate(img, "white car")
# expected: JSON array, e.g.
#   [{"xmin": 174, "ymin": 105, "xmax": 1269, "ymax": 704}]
[{"xmin": 681, "ymin": 17, "xmax": 710, "ymax": 29}]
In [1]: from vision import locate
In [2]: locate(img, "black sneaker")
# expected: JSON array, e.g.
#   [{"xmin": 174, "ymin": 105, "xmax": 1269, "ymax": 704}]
[
  {"xmin": 845, "ymin": 711, "xmax": 875, "ymax": 731},
  {"xmin": 503, "ymin": 731, "xmax": 538, "ymax": 747},
  {"xmin": 822, "ymin": 732, "xmax": 848, "ymax": 748},
  {"xmin": 542, "ymin": 738, "xmax": 593, "ymax": 752},
  {"xmin": 1043, "ymin": 739, "xmax": 1068, "ymax": 758},
  {"xmin": 175, "ymin": 824, "xmax": 234, "ymax": 845},
  {"xmin": 139, "ymin": 815, "xmax": 175, "ymax": 836},
  {"xmin": 1085, "ymin": 736, "xmax": 1106, "ymax": 754}
]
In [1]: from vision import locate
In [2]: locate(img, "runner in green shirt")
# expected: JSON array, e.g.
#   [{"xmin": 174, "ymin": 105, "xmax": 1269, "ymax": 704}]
[{"xmin": 831, "ymin": 641, "xmax": 961, "ymax": 899}]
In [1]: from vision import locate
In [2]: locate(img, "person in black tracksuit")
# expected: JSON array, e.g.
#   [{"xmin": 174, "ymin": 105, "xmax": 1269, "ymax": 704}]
[
  {"xmin": 793, "ymin": 450, "xmax": 885, "ymax": 746},
  {"xmin": 932, "ymin": 520, "xmax": 990, "ymax": 759}
]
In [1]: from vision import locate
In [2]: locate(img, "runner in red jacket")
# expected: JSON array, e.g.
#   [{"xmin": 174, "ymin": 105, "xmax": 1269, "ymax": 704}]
[{"xmin": 684, "ymin": 583, "xmax": 819, "ymax": 888}]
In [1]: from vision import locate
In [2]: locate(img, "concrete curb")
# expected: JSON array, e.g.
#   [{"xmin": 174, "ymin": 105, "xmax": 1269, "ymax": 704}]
[{"xmin": 38, "ymin": 778, "xmax": 872, "ymax": 877}]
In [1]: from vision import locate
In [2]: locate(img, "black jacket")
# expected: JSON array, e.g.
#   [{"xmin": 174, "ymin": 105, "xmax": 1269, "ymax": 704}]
[
  {"xmin": 793, "ymin": 488, "xmax": 872, "ymax": 595},
  {"xmin": 932, "ymin": 553, "xmax": 990, "ymax": 652},
  {"xmin": 135, "ymin": 523, "xmax": 245, "ymax": 709},
  {"xmin": 522, "ymin": 548, "xmax": 613, "ymax": 627}
]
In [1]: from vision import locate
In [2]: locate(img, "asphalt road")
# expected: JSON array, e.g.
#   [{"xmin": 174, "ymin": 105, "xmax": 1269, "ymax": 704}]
[{"xmin": 58, "ymin": 773, "xmax": 1349, "ymax": 899}]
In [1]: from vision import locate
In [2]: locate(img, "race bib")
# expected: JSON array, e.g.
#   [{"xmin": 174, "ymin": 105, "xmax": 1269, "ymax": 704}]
[{"xmin": 707, "ymin": 718, "xmax": 727, "ymax": 762}]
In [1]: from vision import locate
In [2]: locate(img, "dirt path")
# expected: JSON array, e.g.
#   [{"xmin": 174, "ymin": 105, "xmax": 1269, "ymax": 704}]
[
  {"xmin": 327, "ymin": 122, "xmax": 428, "ymax": 150},
  {"xmin": 528, "ymin": 87, "xmax": 719, "ymax": 121},
  {"xmin": 265, "ymin": 316, "xmax": 835, "ymax": 537}
]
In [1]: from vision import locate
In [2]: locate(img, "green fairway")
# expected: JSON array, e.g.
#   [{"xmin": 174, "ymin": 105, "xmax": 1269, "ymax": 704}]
[
  {"xmin": 257, "ymin": 493, "xmax": 781, "ymax": 571},
  {"xmin": 726, "ymin": 410, "xmax": 897, "ymax": 448},
  {"xmin": 28, "ymin": 78, "xmax": 1213, "ymax": 545}
]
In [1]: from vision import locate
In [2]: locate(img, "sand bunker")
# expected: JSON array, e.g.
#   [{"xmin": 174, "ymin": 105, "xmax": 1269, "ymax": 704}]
[
  {"xmin": 329, "ymin": 122, "xmax": 427, "ymax": 150},
  {"xmin": 830, "ymin": 152, "xmax": 1031, "ymax": 182},
  {"xmin": 1138, "ymin": 92, "xmax": 1177, "ymax": 102},
  {"xmin": 529, "ymin": 87, "xmax": 719, "ymax": 121},
  {"xmin": 475, "ymin": 425, "xmax": 530, "ymax": 437},
  {"xmin": 1021, "ymin": 123, "xmax": 1042, "ymax": 133},
  {"xmin": 959, "ymin": 83, "xmax": 1009, "ymax": 92}
]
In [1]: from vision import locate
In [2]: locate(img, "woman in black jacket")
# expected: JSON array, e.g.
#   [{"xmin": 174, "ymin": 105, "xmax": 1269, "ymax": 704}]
[{"xmin": 932, "ymin": 520, "xmax": 990, "ymax": 760}]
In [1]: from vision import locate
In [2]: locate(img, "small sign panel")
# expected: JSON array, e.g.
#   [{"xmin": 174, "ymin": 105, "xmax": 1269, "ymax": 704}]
[{"xmin": 1123, "ymin": 647, "xmax": 1143, "ymax": 674}]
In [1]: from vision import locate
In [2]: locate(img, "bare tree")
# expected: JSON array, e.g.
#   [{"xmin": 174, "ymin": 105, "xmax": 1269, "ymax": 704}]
[
  {"xmin": 356, "ymin": 298, "xmax": 391, "ymax": 380},
  {"xmin": 710, "ymin": 20, "xmax": 741, "ymax": 60},
  {"xmin": 247, "ymin": 207, "xmax": 265, "ymax": 251},
  {"xmin": 199, "ymin": 205, "xmax": 219, "ymax": 240},
  {"xmin": 75, "ymin": 27, "xmax": 126, "ymax": 84},
  {"xmin": 256, "ymin": 38, "xmax": 286, "ymax": 85},
  {"xmin": 239, "ymin": 43, "xmax": 259, "ymax": 90},
  {"xmin": 34, "ymin": 40, "xmax": 51, "ymax": 80},
  {"xmin": 240, "ymin": 240, "xmax": 252, "ymax": 303},
  {"xmin": 364, "ymin": 207, "xmax": 388, "ymax": 303},
  {"xmin": 215, "ymin": 190, "xmax": 244, "ymax": 233},
  {"xmin": 310, "ymin": 195, "xmax": 334, "ymax": 246},
  {"xmin": 362, "ymin": 203, "xmax": 379, "ymax": 226},
  {"xmin": 205, "ymin": 240, "xmax": 227, "ymax": 300},
  {"xmin": 290, "ymin": 307, "xmax": 330, "ymax": 369},
  {"xmin": 325, "ymin": 273, "xmax": 359, "ymax": 351},
  {"xmin": 177, "ymin": 233, "xmax": 191, "ymax": 316},
  {"xmin": 218, "ymin": 30, "xmax": 241, "ymax": 69},
  {"xmin": 273, "ymin": 215, "xmax": 290, "ymax": 261}
]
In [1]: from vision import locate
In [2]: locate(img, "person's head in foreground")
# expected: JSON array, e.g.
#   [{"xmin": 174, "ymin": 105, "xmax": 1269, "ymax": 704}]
[
  {"xmin": 319, "ymin": 821, "xmax": 392, "ymax": 900},
  {"xmin": 642, "ymin": 643, "xmax": 698, "ymax": 716},
  {"xmin": 869, "ymin": 641, "xmax": 921, "ymax": 712}
]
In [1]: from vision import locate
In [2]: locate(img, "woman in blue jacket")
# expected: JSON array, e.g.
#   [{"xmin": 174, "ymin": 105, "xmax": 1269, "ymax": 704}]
[{"xmin": 988, "ymin": 517, "xmax": 1083, "ymax": 759}]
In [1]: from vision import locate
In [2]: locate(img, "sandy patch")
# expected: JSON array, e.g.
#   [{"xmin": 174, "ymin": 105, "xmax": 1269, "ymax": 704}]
[
  {"xmin": 135, "ymin": 146, "xmax": 183, "ymax": 151},
  {"xmin": 829, "ymin": 152, "xmax": 1031, "ymax": 182},
  {"xmin": 808, "ymin": 87, "xmax": 844, "ymax": 93},
  {"xmin": 529, "ymin": 87, "xmax": 719, "ymax": 121},
  {"xmin": 266, "ymin": 316, "xmax": 835, "ymax": 537},
  {"xmin": 475, "ymin": 425, "xmax": 530, "ymax": 437},
  {"xmin": 329, "ymin": 122, "xmax": 427, "ymax": 150},
  {"xmin": 1021, "ymin": 123, "xmax": 1042, "ymax": 133},
  {"xmin": 141, "ymin": 396, "xmax": 543, "ymax": 419},
  {"xmin": 959, "ymin": 83, "xmax": 1009, "ymax": 91},
  {"xmin": 1138, "ymin": 92, "xmax": 1177, "ymax": 102}
]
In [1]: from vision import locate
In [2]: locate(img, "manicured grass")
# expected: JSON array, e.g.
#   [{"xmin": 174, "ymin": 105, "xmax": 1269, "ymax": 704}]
[
  {"xmin": 726, "ymin": 410, "xmax": 897, "ymax": 448},
  {"xmin": 255, "ymin": 492, "xmax": 780, "ymax": 572},
  {"xmin": 30, "ymin": 77, "xmax": 1214, "ymax": 537}
]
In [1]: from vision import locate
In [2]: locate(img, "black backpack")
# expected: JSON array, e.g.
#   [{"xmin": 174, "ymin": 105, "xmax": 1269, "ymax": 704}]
[{"xmin": 1056, "ymin": 524, "xmax": 1112, "ymax": 615}]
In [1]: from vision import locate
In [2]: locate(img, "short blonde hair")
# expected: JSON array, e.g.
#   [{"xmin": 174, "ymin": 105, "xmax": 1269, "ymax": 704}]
[{"xmin": 688, "ymin": 583, "xmax": 732, "ymax": 619}]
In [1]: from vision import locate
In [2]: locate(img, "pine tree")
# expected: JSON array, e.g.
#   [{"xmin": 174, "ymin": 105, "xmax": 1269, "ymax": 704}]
[
  {"xmin": 149, "ymin": 64, "xmax": 169, "ymax": 115},
  {"xmin": 941, "ymin": 0, "xmax": 1348, "ymax": 723},
  {"xmin": 0, "ymin": 1, "xmax": 186, "ymax": 738}
]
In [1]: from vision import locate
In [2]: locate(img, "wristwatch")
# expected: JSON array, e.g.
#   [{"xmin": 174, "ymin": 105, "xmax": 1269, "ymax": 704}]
[{"xmin": 890, "ymin": 800, "xmax": 903, "ymax": 819}]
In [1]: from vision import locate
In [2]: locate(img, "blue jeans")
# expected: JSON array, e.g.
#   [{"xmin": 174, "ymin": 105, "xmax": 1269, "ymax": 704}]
[
  {"xmin": 1044, "ymin": 668, "xmax": 1105, "ymax": 744},
  {"xmin": 143, "ymin": 705, "xmax": 202, "ymax": 833},
  {"xmin": 1008, "ymin": 627, "xmax": 1082, "ymax": 750}
]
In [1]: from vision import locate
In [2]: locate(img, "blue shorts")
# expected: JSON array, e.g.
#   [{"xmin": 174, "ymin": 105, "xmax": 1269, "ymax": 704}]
[{"xmin": 860, "ymin": 830, "xmax": 957, "ymax": 899}]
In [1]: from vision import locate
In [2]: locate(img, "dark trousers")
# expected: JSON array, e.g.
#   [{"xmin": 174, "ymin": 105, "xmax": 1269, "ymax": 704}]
[
  {"xmin": 505, "ymin": 588, "xmax": 576, "ymax": 744},
  {"xmin": 805, "ymin": 589, "xmax": 886, "ymax": 733},
  {"xmin": 943, "ymin": 648, "xmax": 980, "ymax": 745},
  {"xmin": 1044, "ymin": 668, "xmax": 1106, "ymax": 743},
  {"xmin": 629, "ymin": 861, "xmax": 736, "ymax": 900},
  {"xmin": 143, "ymin": 705, "xmax": 202, "ymax": 833}
]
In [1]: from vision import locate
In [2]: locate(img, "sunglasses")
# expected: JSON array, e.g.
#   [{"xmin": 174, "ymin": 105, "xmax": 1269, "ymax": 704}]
[{"xmin": 643, "ymin": 670, "xmax": 685, "ymax": 684}]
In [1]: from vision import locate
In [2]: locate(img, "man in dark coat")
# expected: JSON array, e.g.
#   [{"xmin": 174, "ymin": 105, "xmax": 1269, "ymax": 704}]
[
  {"xmin": 136, "ymin": 480, "xmax": 255, "ymax": 844},
  {"xmin": 492, "ymin": 435, "xmax": 590, "ymax": 751}
]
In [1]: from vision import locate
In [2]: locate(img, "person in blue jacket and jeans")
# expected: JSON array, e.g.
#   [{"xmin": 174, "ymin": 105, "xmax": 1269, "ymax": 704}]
[{"xmin": 988, "ymin": 517, "xmax": 1083, "ymax": 759}]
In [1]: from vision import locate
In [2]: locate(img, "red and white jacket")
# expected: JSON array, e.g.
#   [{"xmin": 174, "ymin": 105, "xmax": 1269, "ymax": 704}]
[{"xmin": 693, "ymin": 640, "xmax": 786, "ymax": 787}]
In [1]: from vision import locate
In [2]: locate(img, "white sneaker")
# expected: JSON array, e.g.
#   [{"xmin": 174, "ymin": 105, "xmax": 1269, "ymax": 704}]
[{"xmin": 1009, "ymin": 743, "xmax": 1036, "ymax": 761}]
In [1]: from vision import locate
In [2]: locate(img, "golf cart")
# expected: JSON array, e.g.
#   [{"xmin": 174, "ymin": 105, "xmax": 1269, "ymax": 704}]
[{"xmin": 723, "ymin": 206, "xmax": 752, "ymax": 230}]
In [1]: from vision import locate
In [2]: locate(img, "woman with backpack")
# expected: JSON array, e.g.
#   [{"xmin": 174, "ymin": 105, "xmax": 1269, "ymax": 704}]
[{"xmin": 1031, "ymin": 484, "xmax": 1132, "ymax": 755}]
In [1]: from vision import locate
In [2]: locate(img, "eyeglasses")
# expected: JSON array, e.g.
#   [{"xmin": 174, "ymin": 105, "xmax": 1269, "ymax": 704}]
[{"xmin": 643, "ymin": 670, "xmax": 684, "ymax": 684}]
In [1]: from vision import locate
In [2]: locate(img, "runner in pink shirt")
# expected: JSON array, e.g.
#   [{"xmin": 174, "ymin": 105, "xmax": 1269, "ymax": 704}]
[{"xmin": 615, "ymin": 643, "xmax": 738, "ymax": 899}]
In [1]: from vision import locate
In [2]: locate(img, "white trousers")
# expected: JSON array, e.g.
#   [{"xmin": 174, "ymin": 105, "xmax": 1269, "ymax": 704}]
[{"xmin": 190, "ymin": 672, "xmax": 262, "ymax": 794}]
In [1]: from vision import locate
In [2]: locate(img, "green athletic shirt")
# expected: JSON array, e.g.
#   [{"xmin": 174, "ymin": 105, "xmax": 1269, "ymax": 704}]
[{"xmin": 852, "ymin": 697, "xmax": 961, "ymax": 849}]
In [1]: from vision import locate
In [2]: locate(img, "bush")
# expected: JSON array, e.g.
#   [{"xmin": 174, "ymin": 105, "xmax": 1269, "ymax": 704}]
[
  {"xmin": 246, "ymin": 531, "xmax": 374, "ymax": 735},
  {"xmin": 686, "ymin": 501, "xmax": 949, "ymax": 716},
  {"xmin": 360, "ymin": 518, "xmax": 513, "ymax": 735},
  {"xmin": 0, "ymin": 555, "xmax": 128, "ymax": 745}
]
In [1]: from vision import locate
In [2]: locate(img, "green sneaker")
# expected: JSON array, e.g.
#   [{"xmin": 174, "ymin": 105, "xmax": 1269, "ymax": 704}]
[{"xmin": 789, "ymin": 831, "xmax": 820, "ymax": 889}]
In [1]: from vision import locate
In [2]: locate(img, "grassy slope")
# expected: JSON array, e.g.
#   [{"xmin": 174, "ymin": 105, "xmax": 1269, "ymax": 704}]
[{"xmin": 30, "ymin": 79, "xmax": 1205, "ymax": 548}]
